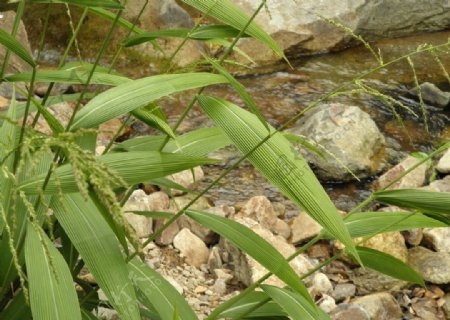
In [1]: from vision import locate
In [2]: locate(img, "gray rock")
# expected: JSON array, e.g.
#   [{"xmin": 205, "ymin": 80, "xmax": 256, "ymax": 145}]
[
  {"xmin": 410, "ymin": 82, "xmax": 450, "ymax": 108},
  {"xmin": 310, "ymin": 272, "xmax": 333, "ymax": 295},
  {"xmin": 173, "ymin": 228, "xmax": 209, "ymax": 268},
  {"xmin": 332, "ymin": 283, "xmax": 356, "ymax": 302},
  {"xmin": 351, "ymin": 292, "xmax": 402, "ymax": 320},
  {"xmin": 423, "ymin": 227, "xmax": 450, "ymax": 253},
  {"xmin": 330, "ymin": 304, "xmax": 370, "ymax": 320},
  {"xmin": 208, "ymin": 246, "xmax": 223, "ymax": 270},
  {"xmin": 289, "ymin": 212, "xmax": 322, "ymax": 244},
  {"xmin": 233, "ymin": 1, "xmax": 450, "ymax": 64},
  {"xmin": 290, "ymin": 104, "xmax": 386, "ymax": 181},
  {"xmin": 408, "ymin": 246, "xmax": 450, "ymax": 284},
  {"xmin": 376, "ymin": 155, "xmax": 428, "ymax": 190},
  {"xmin": 436, "ymin": 149, "xmax": 450, "ymax": 174},
  {"xmin": 421, "ymin": 175, "xmax": 450, "ymax": 193}
]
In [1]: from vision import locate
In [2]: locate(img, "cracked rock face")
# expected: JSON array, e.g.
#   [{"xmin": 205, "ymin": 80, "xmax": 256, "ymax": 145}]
[{"xmin": 233, "ymin": 0, "xmax": 450, "ymax": 62}]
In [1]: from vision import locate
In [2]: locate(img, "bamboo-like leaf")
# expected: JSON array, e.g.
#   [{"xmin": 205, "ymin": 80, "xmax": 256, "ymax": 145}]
[
  {"xmin": 185, "ymin": 210, "xmax": 316, "ymax": 309},
  {"xmin": 0, "ymin": 28, "xmax": 35, "ymax": 67},
  {"xmin": 70, "ymin": 73, "xmax": 228, "ymax": 130},
  {"xmin": 52, "ymin": 194, "xmax": 140, "ymax": 320},
  {"xmin": 128, "ymin": 258, "xmax": 198, "ymax": 320},
  {"xmin": 149, "ymin": 177, "xmax": 190, "ymax": 193},
  {"xmin": 25, "ymin": 223, "xmax": 81, "ymax": 320},
  {"xmin": 132, "ymin": 107, "xmax": 176, "ymax": 139},
  {"xmin": 127, "ymin": 211, "xmax": 175, "ymax": 219},
  {"xmin": 261, "ymin": 285, "xmax": 329, "ymax": 320},
  {"xmin": 206, "ymin": 38, "xmax": 256, "ymax": 64},
  {"xmin": 19, "ymin": 151, "xmax": 217, "ymax": 194},
  {"xmin": 116, "ymin": 127, "xmax": 232, "ymax": 157},
  {"xmin": 198, "ymin": 95, "xmax": 360, "ymax": 263},
  {"xmin": 182, "ymin": 0, "xmax": 285, "ymax": 60},
  {"xmin": 124, "ymin": 25, "xmax": 247, "ymax": 47},
  {"xmin": 217, "ymin": 292, "xmax": 286, "ymax": 319},
  {"xmin": 356, "ymin": 246, "xmax": 425, "ymax": 286},
  {"xmin": 337, "ymin": 211, "xmax": 448, "ymax": 239},
  {"xmin": 374, "ymin": 189, "xmax": 450, "ymax": 215},
  {"xmin": 31, "ymin": 0, "xmax": 123, "ymax": 9},
  {"xmin": 205, "ymin": 56, "xmax": 268, "ymax": 131},
  {"xmin": 5, "ymin": 70, "xmax": 129, "ymax": 86}
]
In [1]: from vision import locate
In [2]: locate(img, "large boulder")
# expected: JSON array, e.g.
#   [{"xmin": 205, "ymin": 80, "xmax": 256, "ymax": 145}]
[
  {"xmin": 290, "ymin": 103, "xmax": 386, "ymax": 181},
  {"xmin": 233, "ymin": 0, "xmax": 450, "ymax": 64}
]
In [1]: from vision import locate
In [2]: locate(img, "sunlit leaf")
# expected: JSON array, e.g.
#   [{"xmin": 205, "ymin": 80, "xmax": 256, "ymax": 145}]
[{"xmin": 0, "ymin": 28, "xmax": 35, "ymax": 67}]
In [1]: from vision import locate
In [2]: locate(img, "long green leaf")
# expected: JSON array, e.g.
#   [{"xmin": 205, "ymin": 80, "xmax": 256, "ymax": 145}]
[
  {"xmin": 25, "ymin": 223, "xmax": 81, "ymax": 320},
  {"xmin": 128, "ymin": 258, "xmax": 198, "ymax": 320},
  {"xmin": 198, "ymin": 95, "xmax": 360, "ymax": 263},
  {"xmin": 0, "ymin": 291, "xmax": 31, "ymax": 320},
  {"xmin": 70, "ymin": 73, "xmax": 228, "ymax": 130},
  {"xmin": 261, "ymin": 285, "xmax": 329, "ymax": 320},
  {"xmin": 5, "ymin": 70, "xmax": 129, "ymax": 86},
  {"xmin": 182, "ymin": 0, "xmax": 285, "ymax": 60},
  {"xmin": 326, "ymin": 211, "xmax": 448, "ymax": 239},
  {"xmin": 19, "ymin": 151, "xmax": 217, "ymax": 194},
  {"xmin": 88, "ymin": 8, "xmax": 145, "ymax": 34},
  {"xmin": 52, "ymin": 194, "xmax": 140, "ymax": 320},
  {"xmin": 356, "ymin": 246, "xmax": 425, "ymax": 286},
  {"xmin": 124, "ymin": 25, "xmax": 248, "ymax": 47},
  {"xmin": 185, "ymin": 210, "xmax": 316, "ymax": 310},
  {"xmin": 31, "ymin": 0, "xmax": 123, "ymax": 9},
  {"xmin": 374, "ymin": 189, "xmax": 450, "ymax": 215},
  {"xmin": 132, "ymin": 107, "xmax": 176, "ymax": 139},
  {"xmin": 0, "ymin": 28, "xmax": 35, "ymax": 67},
  {"xmin": 116, "ymin": 127, "xmax": 232, "ymax": 157}
]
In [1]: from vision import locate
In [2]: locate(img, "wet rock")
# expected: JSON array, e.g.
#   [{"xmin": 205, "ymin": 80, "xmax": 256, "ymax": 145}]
[
  {"xmin": 351, "ymin": 292, "xmax": 402, "ymax": 320},
  {"xmin": 330, "ymin": 304, "xmax": 370, "ymax": 320},
  {"xmin": 166, "ymin": 166, "xmax": 204, "ymax": 195},
  {"xmin": 423, "ymin": 227, "xmax": 450, "ymax": 253},
  {"xmin": 234, "ymin": 1, "xmax": 450, "ymax": 65},
  {"xmin": 436, "ymin": 149, "xmax": 450, "ymax": 174},
  {"xmin": 123, "ymin": 190, "xmax": 154, "ymax": 238},
  {"xmin": 221, "ymin": 217, "xmax": 314, "ymax": 288},
  {"xmin": 173, "ymin": 228, "xmax": 209, "ymax": 268},
  {"xmin": 289, "ymin": 212, "xmax": 322, "ymax": 244},
  {"xmin": 410, "ymin": 82, "xmax": 450, "ymax": 108},
  {"xmin": 332, "ymin": 283, "xmax": 356, "ymax": 302},
  {"xmin": 350, "ymin": 268, "xmax": 407, "ymax": 292},
  {"xmin": 237, "ymin": 196, "xmax": 290, "ymax": 239},
  {"xmin": 290, "ymin": 103, "xmax": 386, "ymax": 181},
  {"xmin": 376, "ymin": 155, "xmax": 428, "ymax": 190},
  {"xmin": 408, "ymin": 246, "xmax": 450, "ymax": 284}
]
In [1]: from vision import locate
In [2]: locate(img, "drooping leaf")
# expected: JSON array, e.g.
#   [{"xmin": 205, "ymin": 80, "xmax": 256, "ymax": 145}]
[
  {"xmin": 0, "ymin": 291, "xmax": 32, "ymax": 320},
  {"xmin": 124, "ymin": 25, "xmax": 248, "ymax": 47},
  {"xmin": 116, "ymin": 127, "xmax": 232, "ymax": 157},
  {"xmin": 25, "ymin": 223, "xmax": 81, "ymax": 320},
  {"xmin": 374, "ymin": 189, "xmax": 450, "ymax": 215},
  {"xmin": 205, "ymin": 56, "xmax": 268, "ymax": 130},
  {"xmin": 127, "ymin": 211, "xmax": 175, "ymax": 219},
  {"xmin": 88, "ymin": 8, "xmax": 145, "ymax": 34},
  {"xmin": 31, "ymin": 0, "xmax": 123, "ymax": 9},
  {"xmin": 70, "ymin": 73, "xmax": 228, "ymax": 130},
  {"xmin": 128, "ymin": 258, "xmax": 198, "ymax": 320},
  {"xmin": 261, "ymin": 285, "xmax": 329, "ymax": 320},
  {"xmin": 182, "ymin": 0, "xmax": 286, "ymax": 60},
  {"xmin": 337, "ymin": 211, "xmax": 448, "ymax": 239},
  {"xmin": 132, "ymin": 106, "xmax": 176, "ymax": 139},
  {"xmin": 0, "ymin": 28, "xmax": 35, "ymax": 67},
  {"xmin": 185, "ymin": 210, "xmax": 316, "ymax": 309},
  {"xmin": 198, "ymin": 95, "xmax": 360, "ymax": 263},
  {"xmin": 52, "ymin": 194, "xmax": 140, "ymax": 320},
  {"xmin": 19, "ymin": 151, "xmax": 217, "ymax": 194},
  {"xmin": 356, "ymin": 246, "xmax": 425, "ymax": 286},
  {"xmin": 5, "ymin": 69, "xmax": 130, "ymax": 86}
]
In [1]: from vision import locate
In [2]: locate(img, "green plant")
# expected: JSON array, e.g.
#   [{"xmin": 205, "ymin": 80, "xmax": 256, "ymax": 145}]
[{"xmin": 0, "ymin": 0, "xmax": 449, "ymax": 319}]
